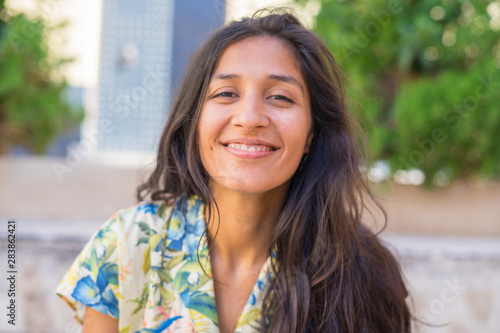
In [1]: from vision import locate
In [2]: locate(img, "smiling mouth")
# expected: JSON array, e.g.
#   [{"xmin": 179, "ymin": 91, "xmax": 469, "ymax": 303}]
[{"xmin": 224, "ymin": 143, "xmax": 276, "ymax": 152}]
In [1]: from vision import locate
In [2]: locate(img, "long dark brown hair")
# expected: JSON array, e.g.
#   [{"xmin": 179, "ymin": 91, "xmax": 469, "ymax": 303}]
[{"xmin": 137, "ymin": 8, "xmax": 411, "ymax": 333}]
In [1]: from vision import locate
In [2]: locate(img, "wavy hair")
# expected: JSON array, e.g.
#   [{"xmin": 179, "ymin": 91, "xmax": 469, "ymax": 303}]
[{"xmin": 137, "ymin": 8, "xmax": 411, "ymax": 333}]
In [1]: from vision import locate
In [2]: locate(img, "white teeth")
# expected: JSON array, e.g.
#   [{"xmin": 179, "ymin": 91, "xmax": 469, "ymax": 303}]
[{"xmin": 227, "ymin": 143, "xmax": 272, "ymax": 152}]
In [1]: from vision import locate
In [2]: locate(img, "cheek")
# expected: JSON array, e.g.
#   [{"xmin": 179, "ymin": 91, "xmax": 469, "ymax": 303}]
[
  {"xmin": 198, "ymin": 108, "xmax": 225, "ymax": 163},
  {"xmin": 198, "ymin": 109, "xmax": 216, "ymax": 146},
  {"xmin": 278, "ymin": 112, "xmax": 313, "ymax": 150},
  {"xmin": 199, "ymin": 104, "xmax": 228, "ymax": 133}
]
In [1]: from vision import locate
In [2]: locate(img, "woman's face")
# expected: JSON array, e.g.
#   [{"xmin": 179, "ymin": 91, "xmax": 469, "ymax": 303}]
[{"xmin": 198, "ymin": 36, "xmax": 313, "ymax": 197}]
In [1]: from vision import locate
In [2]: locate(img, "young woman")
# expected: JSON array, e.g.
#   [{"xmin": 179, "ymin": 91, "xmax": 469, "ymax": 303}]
[{"xmin": 57, "ymin": 9, "xmax": 411, "ymax": 333}]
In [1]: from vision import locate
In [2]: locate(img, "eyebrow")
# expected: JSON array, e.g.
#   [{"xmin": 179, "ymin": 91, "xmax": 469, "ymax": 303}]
[
  {"xmin": 268, "ymin": 74, "xmax": 304, "ymax": 92},
  {"xmin": 212, "ymin": 73, "xmax": 304, "ymax": 92}
]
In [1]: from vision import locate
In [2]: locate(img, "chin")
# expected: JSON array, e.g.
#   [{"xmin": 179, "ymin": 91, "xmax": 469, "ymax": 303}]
[{"xmin": 211, "ymin": 176, "xmax": 291, "ymax": 197}]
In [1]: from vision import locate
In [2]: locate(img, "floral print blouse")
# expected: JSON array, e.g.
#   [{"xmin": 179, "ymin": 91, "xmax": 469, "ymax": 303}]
[{"xmin": 56, "ymin": 195, "xmax": 275, "ymax": 333}]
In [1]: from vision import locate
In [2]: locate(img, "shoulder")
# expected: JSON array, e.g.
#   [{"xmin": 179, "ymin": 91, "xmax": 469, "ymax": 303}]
[
  {"xmin": 99, "ymin": 198, "xmax": 178, "ymax": 239},
  {"xmin": 56, "ymin": 195, "xmax": 206, "ymax": 327},
  {"xmin": 109, "ymin": 194, "xmax": 207, "ymax": 254},
  {"xmin": 73, "ymin": 199, "xmax": 179, "ymax": 277}
]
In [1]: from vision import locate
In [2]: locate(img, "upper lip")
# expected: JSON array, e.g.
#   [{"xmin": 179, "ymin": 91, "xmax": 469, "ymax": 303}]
[{"xmin": 220, "ymin": 138, "xmax": 279, "ymax": 150}]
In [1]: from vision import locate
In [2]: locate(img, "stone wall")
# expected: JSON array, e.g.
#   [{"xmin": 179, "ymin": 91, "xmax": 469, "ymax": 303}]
[
  {"xmin": 0, "ymin": 237, "xmax": 86, "ymax": 333},
  {"xmin": 386, "ymin": 235, "xmax": 500, "ymax": 332}
]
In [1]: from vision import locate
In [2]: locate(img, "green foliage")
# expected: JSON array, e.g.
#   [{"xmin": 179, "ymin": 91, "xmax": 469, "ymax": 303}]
[
  {"xmin": 391, "ymin": 62, "xmax": 500, "ymax": 182},
  {"xmin": 0, "ymin": 6, "xmax": 83, "ymax": 154},
  {"xmin": 304, "ymin": 0, "xmax": 500, "ymax": 185}
]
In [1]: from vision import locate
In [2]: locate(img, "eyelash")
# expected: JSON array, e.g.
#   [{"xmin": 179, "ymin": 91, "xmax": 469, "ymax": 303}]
[
  {"xmin": 269, "ymin": 95, "xmax": 294, "ymax": 103},
  {"xmin": 212, "ymin": 92, "xmax": 294, "ymax": 104},
  {"xmin": 214, "ymin": 92, "xmax": 236, "ymax": 98}
]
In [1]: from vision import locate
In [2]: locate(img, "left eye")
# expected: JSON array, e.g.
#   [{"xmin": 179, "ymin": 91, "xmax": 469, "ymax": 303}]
[{"xmin": 269, "ymin": 95, "xmax": 294, "ymax": 103}]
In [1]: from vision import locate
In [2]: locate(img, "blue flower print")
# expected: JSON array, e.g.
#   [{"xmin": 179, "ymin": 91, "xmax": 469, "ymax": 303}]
[
  {"xmin": 140, "ymin": 316, "xmax": 183, "ymax": 333},
  {"xmin": 137, "ymin": 203, "xmax": 159, "ymax": 215},
  {"xmin": 180, "ymin": 288, "xmax": 191, "ymax": 305},
  {"xmin": 187, "ymin": 272, "xmax": 200, "ymax": 286},
  {"xmin": 257, "ymin": 277, "xmax": 266, "ymax": 291},
  {"xmin": 248, "ymin": 276, "xmax": 268, "ymax": 305},
  {"xmin": 71, "ymin": 262, "xmax": 119, "ymax": 318},
  {"xmin": 248, "ymin": 293, "xmax": 257, "ymax": 306},
  {"xmin": 167, "ymin": 196, "xmax": 206, "ymax": 253}
]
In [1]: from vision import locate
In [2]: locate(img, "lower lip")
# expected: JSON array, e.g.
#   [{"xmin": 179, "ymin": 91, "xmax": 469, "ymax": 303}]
[{"xmin": 222, "ymin": 144, "xmax": 277, "ymax": 159}]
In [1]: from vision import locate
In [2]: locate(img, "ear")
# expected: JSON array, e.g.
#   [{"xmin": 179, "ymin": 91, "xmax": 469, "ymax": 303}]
[{"xmin": 304, "ymin": 130, "xmax": 314, "ymax": 154}]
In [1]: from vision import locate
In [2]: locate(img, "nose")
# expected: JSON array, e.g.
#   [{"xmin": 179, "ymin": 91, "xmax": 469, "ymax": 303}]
[{"xmin": 231, "ymin": 94, "xmax": 270, "ymax": 130}]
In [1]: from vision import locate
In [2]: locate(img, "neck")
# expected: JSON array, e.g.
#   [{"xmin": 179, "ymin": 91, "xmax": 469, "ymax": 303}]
[{"xmin": 206, "ymin": 184, "xmax": 288, "ymax": 268}]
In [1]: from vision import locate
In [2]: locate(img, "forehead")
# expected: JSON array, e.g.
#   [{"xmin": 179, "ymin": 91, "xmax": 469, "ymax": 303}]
[{"xmin": 212, "ymin": 36, "xmax": 304, "ymax": 82}]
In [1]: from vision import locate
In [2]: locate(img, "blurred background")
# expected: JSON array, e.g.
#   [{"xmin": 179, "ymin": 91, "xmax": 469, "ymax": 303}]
[{"xmin": 0, "ymin": 0, "xmax": 499, "ymax": 332}]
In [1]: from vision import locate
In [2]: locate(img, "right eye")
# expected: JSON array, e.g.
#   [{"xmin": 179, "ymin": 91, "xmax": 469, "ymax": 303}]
[{"xmin": 213, "ymin": 91, "xmax": 236, "ymax": 98}]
